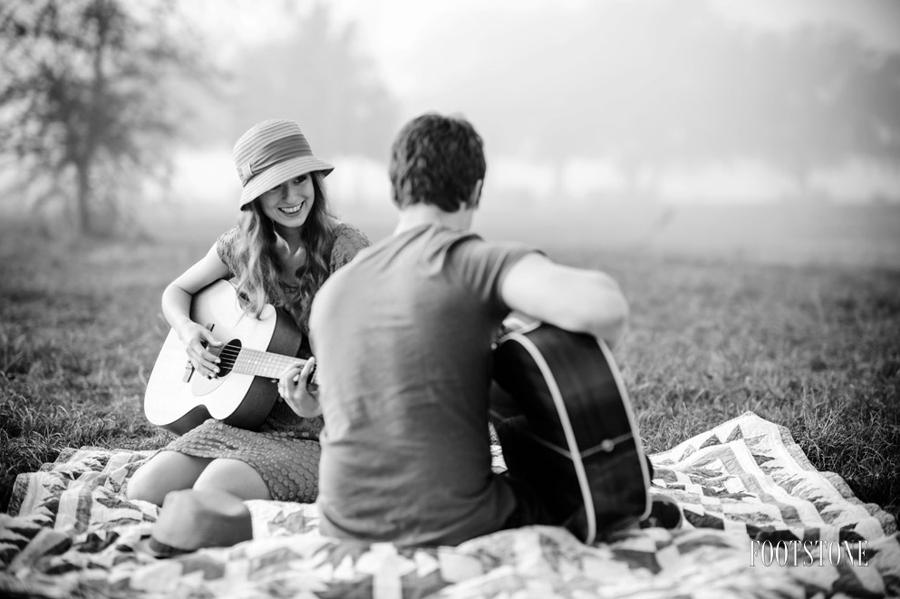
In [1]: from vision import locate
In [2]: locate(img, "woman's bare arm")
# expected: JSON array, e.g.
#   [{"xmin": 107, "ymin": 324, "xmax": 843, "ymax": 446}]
[{"xmin": 161, "ymin": 243, "xmax": 232, "ymax": 377}]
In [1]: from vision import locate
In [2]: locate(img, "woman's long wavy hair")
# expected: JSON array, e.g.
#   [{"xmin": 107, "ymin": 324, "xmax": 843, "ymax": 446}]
[{"xmin": 232, "ymin": 172, "xmax": 335, "ymax": 327}]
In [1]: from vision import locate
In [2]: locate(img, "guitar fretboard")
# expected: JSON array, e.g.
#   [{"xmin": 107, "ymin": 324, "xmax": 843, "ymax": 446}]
[{"xmin": 219, "ymin": 346, "xmax": 306, "ymax": 380}]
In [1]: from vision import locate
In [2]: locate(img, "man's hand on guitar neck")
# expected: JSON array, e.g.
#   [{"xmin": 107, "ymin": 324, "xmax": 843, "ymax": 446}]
[
  {"xmin": 278, "ymin": 358, "xmax": 322, "ymax": 418},
  {"xmin": 175, "ymin": 319, "xmax": 223, "ymax": 379}
]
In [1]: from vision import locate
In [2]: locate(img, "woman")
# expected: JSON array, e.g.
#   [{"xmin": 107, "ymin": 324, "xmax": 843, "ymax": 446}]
[{"xmin": 127, "ymin": 119, "xmax": 369, "ymax": 505}]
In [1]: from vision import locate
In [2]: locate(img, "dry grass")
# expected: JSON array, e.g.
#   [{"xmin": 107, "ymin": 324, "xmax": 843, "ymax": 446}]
[
  {"xmin": 559, "ymin": 248, "xmax": 900, "ymax": 519},
  {"xmin": 0, "ymin": 212, "xmax": 897, "ymax": 522}
]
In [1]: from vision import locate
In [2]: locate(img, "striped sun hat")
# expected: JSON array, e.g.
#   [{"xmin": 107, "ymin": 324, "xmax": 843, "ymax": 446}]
[{"xmin": 232, "ymin": 119, "xmax": 334, "ymax": 209}]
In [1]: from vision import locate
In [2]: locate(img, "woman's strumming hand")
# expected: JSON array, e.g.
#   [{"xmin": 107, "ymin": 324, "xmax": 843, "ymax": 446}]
[{"xmin": 176, "ymin": 320, "xmax": 223, "ymax": 379}]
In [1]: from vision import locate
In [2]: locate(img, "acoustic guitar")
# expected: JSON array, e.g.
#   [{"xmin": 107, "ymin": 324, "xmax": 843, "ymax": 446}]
[
  {"xmin": 143, "ymin": 280, "xmax": 307, "ymax": 435},
  {"xmin": 490, "ymin": 321, "xmax": 651, "ymax": 544}
]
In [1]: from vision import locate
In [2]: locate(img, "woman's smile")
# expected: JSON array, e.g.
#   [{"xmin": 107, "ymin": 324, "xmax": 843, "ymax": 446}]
[
  {"xmin": 279, "ymin": 201, "xmax": 305, "ymax": 216},
  {"xmin": 259, "ymin": 175, "xmax": 316, "ymax": 228}
]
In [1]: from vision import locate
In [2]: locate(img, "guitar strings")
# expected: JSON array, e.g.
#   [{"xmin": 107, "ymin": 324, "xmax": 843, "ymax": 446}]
[
  {"xmin": 209, "ymin": 345, "xmax": 302, "ymax": 375},
  {"xmin": 211, "ymin": 345, "xmax": 296, "ymax": 362},
  {"xmin": 202, "ymin": 340, "xmax": 304, "ymax": 378}
]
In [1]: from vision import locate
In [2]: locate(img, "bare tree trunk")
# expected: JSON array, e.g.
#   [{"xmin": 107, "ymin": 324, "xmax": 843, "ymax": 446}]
[
  {"xmin": 73, "ymin": 0, "xmax": 109, "ymax": 238},
  {"xmin": 75, "ymin": 161, "xmax": 92, "ymax": 236}
]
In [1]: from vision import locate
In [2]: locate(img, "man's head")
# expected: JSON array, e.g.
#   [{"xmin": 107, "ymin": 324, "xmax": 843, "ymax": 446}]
[{"xmin": 389, "ymin": 113, "xmax": 486, "ymax": 212}]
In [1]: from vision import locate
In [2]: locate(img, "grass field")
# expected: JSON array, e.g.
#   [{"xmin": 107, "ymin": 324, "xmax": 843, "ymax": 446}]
[{"xmin": 0, "ymin": 204, "xmax": 898, "ymax": 523}]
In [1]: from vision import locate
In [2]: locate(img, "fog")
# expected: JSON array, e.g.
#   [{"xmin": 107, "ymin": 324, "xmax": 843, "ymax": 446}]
[
  {"xmin": 3, "ymin": 0, "xmax": 899, "ymax": 262},
  {"xmin": 166, "ymin": 0, "xmax": 900, "ymax": 212}
]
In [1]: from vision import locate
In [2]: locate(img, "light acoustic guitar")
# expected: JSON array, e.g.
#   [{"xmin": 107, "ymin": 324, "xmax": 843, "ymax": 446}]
[
  {"xmin": 490, "ymin": 320, "xmax": 651, "ymax": 544},
  {"xmin": 143, "ymin": 280, "xmax": 307, "ymax": 435}
]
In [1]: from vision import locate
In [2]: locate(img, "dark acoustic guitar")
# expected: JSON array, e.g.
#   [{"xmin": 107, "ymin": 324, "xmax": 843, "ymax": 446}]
[
  {"xmin": 490, "ymin": 320, "xmax": 651, "ymax": 544},
  {"xmin": 143, "ymin": 280, "xmax": 307, "ymax": 435}
]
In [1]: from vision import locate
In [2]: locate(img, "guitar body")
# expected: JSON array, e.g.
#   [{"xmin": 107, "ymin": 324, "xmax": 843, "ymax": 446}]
[
  {"xmin": 144, "ymin": 280, "xmax": 303, "ymax": 435},
  {"xmin": 490, "ymin": 322, "xmax": 650, "ymax": 544}
]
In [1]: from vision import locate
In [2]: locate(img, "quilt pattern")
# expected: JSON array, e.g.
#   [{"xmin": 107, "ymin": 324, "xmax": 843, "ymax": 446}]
[{"xmin": 1, "ymin": 412, "xmax": 897, "ymax": 598}]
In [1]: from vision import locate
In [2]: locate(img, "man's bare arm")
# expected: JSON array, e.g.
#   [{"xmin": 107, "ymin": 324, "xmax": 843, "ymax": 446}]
[{"xmin": 500, "ymin": 253, "xmax": 629, "ymax": 347}]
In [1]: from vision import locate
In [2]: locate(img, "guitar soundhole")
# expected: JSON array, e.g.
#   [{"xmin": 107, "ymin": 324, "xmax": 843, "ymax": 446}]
[{"xmin": 215, "ymin": 339, "xmax": 242, "ymax": 376}]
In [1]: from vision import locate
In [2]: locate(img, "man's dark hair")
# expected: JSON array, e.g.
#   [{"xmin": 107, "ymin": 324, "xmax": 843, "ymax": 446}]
[{"xmin": 388, "ymin": 113, "xmax": 486, "ymax": 212}]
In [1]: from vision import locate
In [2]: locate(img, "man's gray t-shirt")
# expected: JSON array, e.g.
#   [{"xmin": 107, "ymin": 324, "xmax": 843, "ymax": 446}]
[{"xmin": 309, "ymin": 224, "xmax": 534, "ymax": 546}]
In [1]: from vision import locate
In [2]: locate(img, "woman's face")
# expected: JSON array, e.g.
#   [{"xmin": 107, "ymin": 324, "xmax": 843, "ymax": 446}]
[{"xmin": 258, "ymin": 174, "xmax": 315, "ymax": 230}]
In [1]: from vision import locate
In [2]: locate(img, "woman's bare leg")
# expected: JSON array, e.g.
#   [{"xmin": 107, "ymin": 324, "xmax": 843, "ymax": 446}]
[
  {"xmin": 126, "ymin": 451, "xmax": 212, "ymax": 506},
  {"xmin": 193, "ymin": 458, "xmax": 271, "ymax": 500}
]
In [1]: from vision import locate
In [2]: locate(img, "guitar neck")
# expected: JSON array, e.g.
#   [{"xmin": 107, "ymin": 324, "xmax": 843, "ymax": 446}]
[{"xmin": 227, "ymin": 347, "xmax": 306, "ymax": 380}]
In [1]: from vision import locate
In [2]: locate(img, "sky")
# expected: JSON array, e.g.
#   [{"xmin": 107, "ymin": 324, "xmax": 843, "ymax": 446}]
[
  {"xmin": 183, "ymin": 0, "xmax": 900, "ymax": 99},
  {"xmin": 173, "ymin": 0, "xmax": 900, "ymax": 206}
]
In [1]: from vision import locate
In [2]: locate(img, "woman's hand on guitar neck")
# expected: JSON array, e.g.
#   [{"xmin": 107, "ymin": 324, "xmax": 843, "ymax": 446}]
[
  {"xmin": 278, "ymin": 358, "xmax": 322, "ymax": 418},
  {"xmin": 176, "ymin": 319, "xmax": 223, "ymax": 379}
]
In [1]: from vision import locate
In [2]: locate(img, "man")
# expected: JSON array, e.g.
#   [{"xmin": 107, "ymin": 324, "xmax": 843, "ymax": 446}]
[{"xmin": 309, "ymin": 113, "xmax": 634, "ymax": 546}]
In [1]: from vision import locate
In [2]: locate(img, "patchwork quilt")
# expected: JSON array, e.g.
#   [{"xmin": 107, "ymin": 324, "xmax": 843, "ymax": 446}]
[{"xmin": 1, "ymin": 412, "xmax": 897, "ymax": 598}]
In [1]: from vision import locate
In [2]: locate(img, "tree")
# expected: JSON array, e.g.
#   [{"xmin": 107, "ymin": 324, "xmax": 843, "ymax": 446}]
[
  {"xmin": 226, "ymin": 3, "xmax": 399, "ymax": 162},
  {"xmin": 0, "ymin": 0, "xmax": 206, "ymax": 236},
  {"xmin": 748, "ymin": 27, "xmax": 900, "ymax": 199},
  {"xmin": 422, "ymin": 2, "xmax": 900, "ymax": 204}
]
